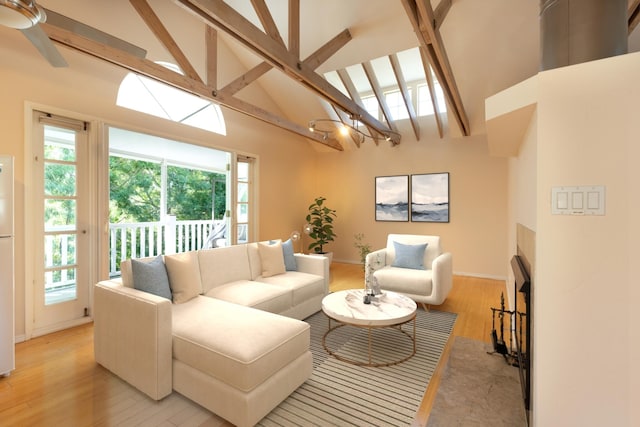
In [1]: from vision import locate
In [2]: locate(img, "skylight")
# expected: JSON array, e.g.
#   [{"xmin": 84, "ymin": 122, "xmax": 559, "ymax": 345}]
[
  {"xmin": 324, "ymin": 47, "xmax": 446, "ymax": 122},
  {"xmin": 117, "ymin": 62, "xmax": 226, "ymax": 135}
]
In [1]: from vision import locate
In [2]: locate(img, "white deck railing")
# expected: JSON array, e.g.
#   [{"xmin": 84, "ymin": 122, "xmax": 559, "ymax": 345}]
[
  {"xmin": 44, "ymin": 217, "xmax": 223, "ymax": 296},
  {"xmin": 109, "ymin": 217, "xmax": 218, "ymax": 277}
]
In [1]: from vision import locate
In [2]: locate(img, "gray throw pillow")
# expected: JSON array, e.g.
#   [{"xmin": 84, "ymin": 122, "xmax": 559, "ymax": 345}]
[{"xmin": 132, "ymin": 255, "xmax": 172, "ymax": 300}]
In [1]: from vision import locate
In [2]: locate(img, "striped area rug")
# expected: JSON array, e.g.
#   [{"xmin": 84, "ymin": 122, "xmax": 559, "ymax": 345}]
[{"xmin": 257, "ymin": 308, "xmax": 457, "ymax": 426}]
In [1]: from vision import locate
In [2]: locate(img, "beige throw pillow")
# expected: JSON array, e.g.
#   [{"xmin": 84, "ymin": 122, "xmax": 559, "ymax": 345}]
[
  {"xmin": 258, "ymin": 241, "xmax": 286, "ymax": 277},
  {"xmin": 164, "ymin": 251, "xmax": 203, "ymax": 303}
]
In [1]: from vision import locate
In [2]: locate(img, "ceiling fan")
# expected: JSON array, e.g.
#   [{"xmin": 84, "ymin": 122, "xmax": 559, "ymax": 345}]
[
  {"xmin": 0, "ymin": 0, "xmax": 67, "ymax": 67},
  {"xmin": 0, "ymin": 0, "xmax": 147, "ymax": 68}
]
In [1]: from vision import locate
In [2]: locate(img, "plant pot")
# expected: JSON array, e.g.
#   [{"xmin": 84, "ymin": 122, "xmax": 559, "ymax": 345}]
[{"xmin": 311, "ymin": 251, "xmax": 333, "ymax": 265}]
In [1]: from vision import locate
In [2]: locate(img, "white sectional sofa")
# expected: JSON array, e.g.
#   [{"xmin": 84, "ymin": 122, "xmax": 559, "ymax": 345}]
[{"xmin": 93, "ymin": 241, "xmax": 329, "ymax": 427}]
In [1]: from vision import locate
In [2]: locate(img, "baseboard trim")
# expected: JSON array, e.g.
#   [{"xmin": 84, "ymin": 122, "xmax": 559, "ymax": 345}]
[
  {"xmin": 31, "ymin": 317, "xmax": 93, "ymax": 339},
  {"xmin": 332, "ymin": 259, "xmax": 507, "ymax": 282},
  {"xmin": 454, "ymin": 271, "xmax": 507, "ymax": 281}
]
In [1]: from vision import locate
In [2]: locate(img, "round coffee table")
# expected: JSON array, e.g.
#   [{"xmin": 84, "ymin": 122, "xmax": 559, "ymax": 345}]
[{"xmin": 321, "ymin": 289, "xmax": 417, "ymax": 367}]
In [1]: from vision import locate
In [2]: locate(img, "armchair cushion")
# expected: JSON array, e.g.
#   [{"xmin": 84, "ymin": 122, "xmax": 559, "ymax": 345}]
[
  {"xmin": 391, "ymin": 241, "xmax": 427, "ymax": 270},
  {"xmin": 375, "ymin": 266, "xmax": 433, "ymax": 296}
]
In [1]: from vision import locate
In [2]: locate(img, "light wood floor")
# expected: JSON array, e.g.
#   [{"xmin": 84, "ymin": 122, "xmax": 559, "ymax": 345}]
[{"xmin": 0, "ymin": 263, "xmax": 505, "ymax": 427}]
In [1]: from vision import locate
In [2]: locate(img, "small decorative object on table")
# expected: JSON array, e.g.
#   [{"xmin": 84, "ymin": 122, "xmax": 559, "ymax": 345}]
[{"xmin": 364, "ymin": 251, "xmax": 383, "ymax": 298}]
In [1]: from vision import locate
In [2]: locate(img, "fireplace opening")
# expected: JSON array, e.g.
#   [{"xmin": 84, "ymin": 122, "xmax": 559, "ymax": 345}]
[{"xmin": 511, "ymin": 254, "xmax": 531, "ymax": 425}]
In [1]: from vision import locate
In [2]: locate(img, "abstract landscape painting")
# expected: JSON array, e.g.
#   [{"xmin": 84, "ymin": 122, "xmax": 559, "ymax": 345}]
[
  {"xmin": 411, "ymin": 173, "xmax": 450, "ymax": 222},
  {"xmin": 375, "ymin": 175, "xmax": 409, "ymax": 221}
]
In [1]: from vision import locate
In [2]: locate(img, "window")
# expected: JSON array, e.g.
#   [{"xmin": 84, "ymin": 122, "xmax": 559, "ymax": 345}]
[
  {"xmin": 385, "ymin": 90, "xmax": 410, "ymax": 120},
  {"xmin": 235, "ymin": 158, "xmax": 253, "ymax": 244},
  {"xmin": 107, "ymin": 127, "xmax": 232, "ymax": 274},
  {"xmin": 417, "ymin": 83, "xmax": 446, "ymax": 116},
  {"xmin": 116, "ymin": 62, "xmax": 226, "ymax": 135},
  {"xmin": 361, "ymin": 95, "xmax": 379, "ymax": 120}
]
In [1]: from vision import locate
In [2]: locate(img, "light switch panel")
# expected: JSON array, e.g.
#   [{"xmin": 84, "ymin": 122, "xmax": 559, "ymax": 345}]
[{"xmin": 551, "ymin": 186, "xmax": 605, "ymax": 215}]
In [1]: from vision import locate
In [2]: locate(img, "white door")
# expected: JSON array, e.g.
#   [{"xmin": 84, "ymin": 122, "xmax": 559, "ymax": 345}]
[
  {"xmin": 235, "ymin": 155, "xmax": 255, "ymax": 244},
  {"xmin": 31, "ymin": 112, "xmax": 93, "ymax": 335}
]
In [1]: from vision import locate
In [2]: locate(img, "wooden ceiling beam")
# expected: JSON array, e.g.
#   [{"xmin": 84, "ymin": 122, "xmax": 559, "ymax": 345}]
[
  {"xmin": 629, "ymin": 0, "xmax": 640, "ymax": 34},
  {"xmin": 175, "ymin": 0, "xmax": 400, "ymax": 144},
  {"xmin": 130, "ymin": 0, "xmax": 202, "ymax": 83},
  {"xmin": 389, "ymin": 53, "xmax": 420, "ymax": 140},
  {"xmin": 250, "ymin": 0, "xmax": 285, "ymax": 47},
  {"xmin": 288, "ymin": 0, "xmax": 300, "ymax": 57},
  {"xmin": 336, "ymin": 68, "xmax": 379, "ymax": 145},
  {"xmin": 362, "ymin": 61, "xmax": 399, "ymax": 146},
  {"xmin": 205, "ymin": 26, "xmax": 217, "ymax": 87},
  {"xmin": 401, "ymin": 0, "xmax": 470, "ymax": 136},
  {"xmin": 302, "ymin": 29, "xmax": 351, "ymax": 70},
  {"xmin": 419, "ymin": 47, "xmax": 444, "ymax": 138},
  {"xmin": 434, "ymin": 0, "xmax": 452, "ymax": 30},
  {"xmin": 219, "ymin": 61, "xmax": 273, "ymax": 96},
  {"xmin": 41, "ymin": 22, "xmax": 343, "ymax": 151},
  {"xmin": 219, "ymin": 28, "xmax": 351, "ymax": 97}
]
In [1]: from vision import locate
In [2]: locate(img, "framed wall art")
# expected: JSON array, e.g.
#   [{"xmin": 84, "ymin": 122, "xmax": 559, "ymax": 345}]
[
  {"xmin": 411, "ymin": 172, "xmax": 449, "ymax": 223},
  {"xmin": 375, "ymin": 175, "xmax": 409, "ymax": 221}
]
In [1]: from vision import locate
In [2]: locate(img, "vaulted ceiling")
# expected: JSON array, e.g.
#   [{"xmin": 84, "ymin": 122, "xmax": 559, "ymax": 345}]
[{"xmin": 3, "ymin": 0, "xmax": 640, "ymax": 151}]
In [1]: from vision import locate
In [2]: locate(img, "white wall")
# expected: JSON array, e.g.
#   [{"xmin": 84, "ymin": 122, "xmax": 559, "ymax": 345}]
[
  {"xmin": 505, "ymin": 110, "xmax": 537, "ymax": 307},
  {"xmin": 534, "ymin": 53, "xmax": 638, "ymax": 426},
  {"xmin": 315, "ymin": 118, "xmax": 509, "ymax": 279},
  {"xmin": 493, "ymin": 51, "xmax": 640, "ymax": 426}
]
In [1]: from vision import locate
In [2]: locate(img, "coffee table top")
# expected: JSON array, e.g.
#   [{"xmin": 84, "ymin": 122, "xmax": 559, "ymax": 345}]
[{"xmin": 321, "ymin": 289, "xmax": 417, "ymax": 327}]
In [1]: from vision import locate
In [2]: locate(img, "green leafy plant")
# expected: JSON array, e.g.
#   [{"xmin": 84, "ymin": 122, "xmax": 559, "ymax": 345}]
[
  {"xmin": 305, "ymin": 197, "xmax": 337, "ymax": 254},
  {"xmin": 353, "ymin": 233, "xmax": 372, "ymax": 267}
]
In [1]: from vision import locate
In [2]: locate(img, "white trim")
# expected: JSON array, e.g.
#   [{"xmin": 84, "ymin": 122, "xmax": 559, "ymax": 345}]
[
  {"xmin": 31, "ymin": 316, "xmax": 93, "ymax": 338},
  {"xmin": 452, "ymin": 271, "xmax": 507, "ymax": 281},
  {"xmin": 24, "ymin": 101, "xmax": 99, "ymax": 340}
]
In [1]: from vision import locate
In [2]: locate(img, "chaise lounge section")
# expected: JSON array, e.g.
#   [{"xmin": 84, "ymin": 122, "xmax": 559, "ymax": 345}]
[{"xmin": 93, "ymin": 240, "xmax": 329, "ymax": 427}]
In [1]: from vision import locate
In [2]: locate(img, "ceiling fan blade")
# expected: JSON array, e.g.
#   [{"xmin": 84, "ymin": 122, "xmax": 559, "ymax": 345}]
[
  {"xmin": 43, "ymin": 8, "xmax": 147, "ymax": 59},
  {"xmin": 20, "ymin": 24, "xmax": 68, "ymax": 67}
]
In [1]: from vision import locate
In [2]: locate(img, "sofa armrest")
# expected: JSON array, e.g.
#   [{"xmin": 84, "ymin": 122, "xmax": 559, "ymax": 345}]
[
  {"xmin": 294, "ymin": 254, "xmax": 330, "ymax": 292},
  {"xmin": 93, "ymin": 280, "xmax": 173, "ymax": 400},
  {"xmin": 431, "ymin": 252, "xmax": 453, "ymax": 305}
]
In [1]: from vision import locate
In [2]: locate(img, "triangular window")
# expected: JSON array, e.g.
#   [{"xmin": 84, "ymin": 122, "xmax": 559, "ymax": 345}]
[{"xmin": 116, "ymin": 62, "xmax": 226, "ymax": 135}]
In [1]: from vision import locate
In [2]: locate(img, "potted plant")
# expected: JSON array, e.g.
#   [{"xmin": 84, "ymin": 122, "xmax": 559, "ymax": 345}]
[
  {"xmin": 353, "ymin": 233, "xmax": 372, "ymax": 269},
  {"xmin": 304, "ymin": 196, "xmax": 337, "ymax": 255}
]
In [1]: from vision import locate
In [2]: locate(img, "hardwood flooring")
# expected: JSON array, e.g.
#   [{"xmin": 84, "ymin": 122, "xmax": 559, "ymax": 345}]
[{"xmin": 0, "ymin": 263, "xmax": 505, "ymax": 426}]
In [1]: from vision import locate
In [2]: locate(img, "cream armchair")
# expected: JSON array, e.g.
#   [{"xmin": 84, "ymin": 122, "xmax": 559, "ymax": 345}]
[{"xmin": 365, "ymin": 234, "xmax": 453, "ymax": 309}]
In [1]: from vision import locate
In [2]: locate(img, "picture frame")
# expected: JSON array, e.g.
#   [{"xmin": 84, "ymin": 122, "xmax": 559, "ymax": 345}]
[
  {"xmin": 411, "ymin": 172, "xmax": 450, "ymax": 223},
  {"xmin": 375, "ymin": 175, "xmax": 409, "ymax": 221}
]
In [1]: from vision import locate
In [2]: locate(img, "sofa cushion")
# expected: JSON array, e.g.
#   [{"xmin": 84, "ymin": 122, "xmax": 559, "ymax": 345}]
[
  {"xmin": 131, "ymin": 255, "xmax": 172, "ymax": 300},
  {"xmin": 246, "ymin": 240, "xmax": 281, "ymax": 280},
  {"xmin": 198, "ymin": 245, "xmax": 252, "ymax": 293},
  {"xmin": 391, "ymin": 241, "xmax": 427, "ymax": 270},
  {"xmin": 164, "ymin": 251, "xmax": 202, "ymax": 303},
  {"xmin": 282, "ymin": 239, "xmax": 297, "ymax": 271},
  {"xmin": 171, "ymin": 296, "xmax": 310, "ymax": 392},
  {"xmin": 258, "ymin": 242, "xmax": 286, "ymax": 277},
  {"xmin": 256, "ymin": 272, "xmax": 325, "ymax": 306},
  {"xmin": 374, "ymin": 265, "xmax": 434, "ymax": 296},
  {"xmin": 204, "ymin": 280, "xmax": 292, "ymax": 314}
]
